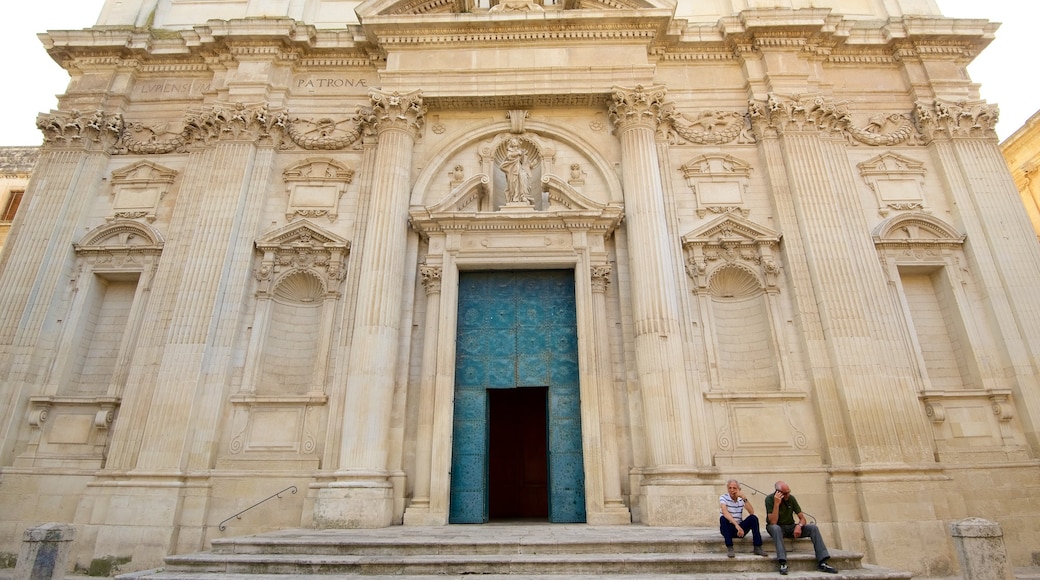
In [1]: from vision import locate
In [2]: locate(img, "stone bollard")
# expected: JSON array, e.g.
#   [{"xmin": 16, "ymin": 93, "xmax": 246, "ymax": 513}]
[
  {"xmin": 13, "ymin": 523, "xmax": 75, "ymax": 580},
  {"xmin": 949, "ymin": 518, "xmax": 1014, "ymax": 580}
]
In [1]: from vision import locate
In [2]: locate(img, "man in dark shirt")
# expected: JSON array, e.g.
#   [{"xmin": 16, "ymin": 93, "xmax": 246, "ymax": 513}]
[{"xmin": 764, "ymin": 480, "xmax": 837, "ymax": 575}]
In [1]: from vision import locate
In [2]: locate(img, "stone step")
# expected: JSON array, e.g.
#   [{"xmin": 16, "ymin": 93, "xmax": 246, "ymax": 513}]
[
  {"xmin": 120, "ymin": 570, "xmax": 911, "ymax": 580},
  {"xmin": 114, "ymin": 525, "xmax": 912, "ymax": 578},
  {"xmin": 157, "ymin": 550, "xmax": 873, "ymax": 576}
]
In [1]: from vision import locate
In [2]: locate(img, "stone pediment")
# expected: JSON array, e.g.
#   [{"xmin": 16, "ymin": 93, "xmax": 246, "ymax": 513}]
[
  {"xmin": 681, "ymin": 214, "xmax": 782, "ymax": 290},
  {"xmin": 75, "ymin": 220, "xmax": 165, "ymax": 250},
  {"xmin": 255, "ymin": 220, "xmax": 350, "ymax": 251},
  {"xmin": 872, "ymin": 212, "xmax": 964, "ymax": 247},
  {"xmin": 681, "ymin": 213, "xmax": 780, "ymax": 246},
  {"xmin": 420, "ymin": 172, "xmax": 608, "ymax": 217},
  {"xmin": 73, "ymin": 220, "xmax": 165, "ymax": 270}
]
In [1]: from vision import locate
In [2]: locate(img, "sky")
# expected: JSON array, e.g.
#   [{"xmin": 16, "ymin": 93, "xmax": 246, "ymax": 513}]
[{"xmin": 0, "ymin": 0, "xmax": 1036, "ymax": 147}]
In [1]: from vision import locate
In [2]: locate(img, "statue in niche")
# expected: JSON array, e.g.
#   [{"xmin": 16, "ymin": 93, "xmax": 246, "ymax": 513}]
[{"xmin": 500, "ymin": 137, "xmax": 533, "ymax": 204}]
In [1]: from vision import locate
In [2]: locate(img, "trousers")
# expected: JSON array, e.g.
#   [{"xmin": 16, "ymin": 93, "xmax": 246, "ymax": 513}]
[
  {"xmin": 765, "ymin": 522, "xmax": 831, "ymax": 563},
  {"xmin": 719, "ymin": 513, "xmax": 762, "ymax": 547}
]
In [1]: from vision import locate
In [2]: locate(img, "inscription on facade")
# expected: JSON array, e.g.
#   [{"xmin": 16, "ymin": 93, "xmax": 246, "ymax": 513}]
[
  {"xmin": 132, "ymin": 79, "xmax": 209, "ymax": 101},
  {"xmin": 291, "ymin": 75, "xmax": 375, "ymax": 95}
]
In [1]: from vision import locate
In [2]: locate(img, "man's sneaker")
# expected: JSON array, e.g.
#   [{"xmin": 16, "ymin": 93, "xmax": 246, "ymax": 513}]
[
  {"xmin": 818, "ymin": 561, "xmax": 838, "ymax": 574},
  {"xmin": 726, "ymin": 546, "xmax": 734, "ymax": 558},
  {"xmin": 753, "ymin": 546, "xmax": 767, "ymax": 557},
  {"xmin": 779, "ymin": 561, "xmax": 788, "ymax": 575}
]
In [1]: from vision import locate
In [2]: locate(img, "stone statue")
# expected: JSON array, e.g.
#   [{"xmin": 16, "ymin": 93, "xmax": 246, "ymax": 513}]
[{"xmin": 500, "ymin": 137, "xmax": 532, "ymax": 204}]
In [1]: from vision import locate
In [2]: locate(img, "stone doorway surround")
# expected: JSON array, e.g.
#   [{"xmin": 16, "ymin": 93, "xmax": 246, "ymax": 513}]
[{"xmin": 405, "ymin": 114, "xmax": 630, "ymax": 526}]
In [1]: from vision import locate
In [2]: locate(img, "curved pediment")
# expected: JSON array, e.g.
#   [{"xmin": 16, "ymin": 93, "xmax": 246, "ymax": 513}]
[
  {"xmin": 426, "ymin": 174, "xmax": 491, "ymax": 214},
  {"xmin": 75, "ymin": 220, "xmax": 165, "ymax": 250},
  {"xmin": 872, "ymin": 212, "xmax": 964, "ymax": 245}
]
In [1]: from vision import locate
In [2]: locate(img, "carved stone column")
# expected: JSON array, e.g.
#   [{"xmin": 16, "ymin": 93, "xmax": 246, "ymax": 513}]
[
  {"xmin": 403, "ymin": 264, "xmax": 441, "ymax": 525},
  {"xmin": 608, "ymin": 85, "xmax": 701, "ymax": 525},
  {"xmin": 916, "ymin": 100, "xmax": 1040, "ymax": 451},
  {"xmin": 314, "ymin": 89, "xmax": 425, "ymax": 529}
]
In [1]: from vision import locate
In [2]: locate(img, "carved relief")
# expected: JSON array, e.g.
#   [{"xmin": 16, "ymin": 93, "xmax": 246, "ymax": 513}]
[
  {"xmin": 39, "ymin": 100, "xmax": 377, "ymax": 153},
  {"xmin": 362, "ymin": 88, "xmax": 426, "ymax": 137},
  {"xmin": 36, "ymin": 109, "xmax": 123, "ymax": 151},
  {"xmin": 681, "ymin": 214, "xmax": 782, "ymax": 291},
  {"xmin": 913, "ymin": 98, "xmax": 1000, "ymax": 141},
  {"xmin": 283, "ymin": 158, "xmax": 356, "ymax": 222},
  {"xmin": 663, "ymin": 110, "xmax": 755, "ymax": 145},
  {"xmin": 607, "ymin": 84, "xmax": 671, "ymax": 133},
  {"xmin": 108, "ymin": 160, "xmax": 177, "ymax": 222},
  {"xmin": 679, "ymin": 154, "xmax": 752, "ymax": 218},
  {"xmin": 748, "ymin": 93, "xmax": 920, "ymax": 146},
  {"xmin": 253, "ymin": 221, "xmax": 351, "ymax": 295},
  {"xmin": 858, "ymin": 152, "xmax": 928, "ymax": 217},
  {"xmin": 73, "ymin": 220, "xmax": 165, "ymax": 272}
]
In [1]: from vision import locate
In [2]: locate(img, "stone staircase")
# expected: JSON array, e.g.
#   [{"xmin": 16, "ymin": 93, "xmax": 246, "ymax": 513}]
[{"xmin": 117, "ymin": 524, "xmax": 913, "ymax": 579}]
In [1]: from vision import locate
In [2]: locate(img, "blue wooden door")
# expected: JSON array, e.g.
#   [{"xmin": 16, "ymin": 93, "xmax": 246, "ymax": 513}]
[{"xmin": 450, "ymin": 270, "xmax": 586, "ymax": 524}]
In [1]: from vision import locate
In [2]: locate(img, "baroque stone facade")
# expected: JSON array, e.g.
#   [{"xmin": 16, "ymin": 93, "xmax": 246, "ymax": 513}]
[{"xmin": 1, "ymin": 0, "xmax": 1039, "ymax": 576}]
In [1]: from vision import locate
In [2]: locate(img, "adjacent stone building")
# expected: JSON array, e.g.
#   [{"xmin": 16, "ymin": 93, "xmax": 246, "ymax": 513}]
[
  {"xmin": 1, "ymin": 0, "xmax": 1038, "ymax": 576},
  {"xmin": 1002, "ymin": 109, "xmax": 1040, "ymax": 241},
  {"xmin": 0, "ymin": 147, "xmax": 37, "ymax": 254}
]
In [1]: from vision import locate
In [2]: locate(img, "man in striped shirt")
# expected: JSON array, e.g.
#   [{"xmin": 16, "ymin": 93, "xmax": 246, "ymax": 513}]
[{"xmin": 719, "ymin": 479, "xmax": 767, "ymax": 558}]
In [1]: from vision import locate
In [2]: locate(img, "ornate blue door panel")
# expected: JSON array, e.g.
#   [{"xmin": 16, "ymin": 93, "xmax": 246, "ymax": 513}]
[{"xmin": 449, "ymin": 270, "xmax": 586, "ymax": 524}]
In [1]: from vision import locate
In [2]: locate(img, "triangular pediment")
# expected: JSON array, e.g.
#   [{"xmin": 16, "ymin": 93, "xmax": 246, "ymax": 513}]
[
  {"xmin": 681, "ymin": 213, "xmax": 780, "ymax": 247},
  {"xmin": 858, "ymin": 152, "xmax": 926, "ymax": 177},
  {"xmin": 256, "ymin": 220, "xmax": 350, "ymax": 252},
  {"xmin": 110, "ymin": 160, "xmax": 177, "ymax": 185}
]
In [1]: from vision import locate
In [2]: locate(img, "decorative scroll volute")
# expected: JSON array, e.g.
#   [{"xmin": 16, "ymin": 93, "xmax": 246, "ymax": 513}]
[{"xmin": 607, "ymin": 85, "xmax": 672, "ymax": 134}]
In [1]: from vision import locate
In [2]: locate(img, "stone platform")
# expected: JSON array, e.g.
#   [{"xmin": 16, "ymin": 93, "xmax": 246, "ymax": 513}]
[{"xmin": 112, "ymin": 524, "xmax": 913, "ymax": 579}]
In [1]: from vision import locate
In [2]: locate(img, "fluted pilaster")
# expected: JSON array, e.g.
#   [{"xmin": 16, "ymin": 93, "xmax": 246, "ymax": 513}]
[
  {"xmin": 589, "ymin": 265, "xmax": 628, "ymax": 518},
  {"xmin": 750, "ymin": 93, "xmax": 934, "ymax": 465},
  {"xmin": 106, "ymin": 142, "xmax": 274, "ymax": 471},
  {"xmin": 403, "ymin": 264, "xmax": 441, "ymax": 524},
  {"xmin": 0, "ymin": 149, "xmax": 109, "ymax": 461},
  {"xmin": 918, "ymin": 101, "xmax": 1040, "ymax": 450},
  {"xmin": 607, "ymin": 85, "xmax": 694, "ymax": 469}
]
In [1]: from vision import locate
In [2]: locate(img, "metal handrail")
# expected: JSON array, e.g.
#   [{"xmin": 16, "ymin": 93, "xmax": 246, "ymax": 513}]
[
  {"xmin": 738, "ymin": 481, "xmax": 816, "ymax": 524},
  {"xmin": 218, "ymin": 485, "xmax": 298, "ymax": 531}
]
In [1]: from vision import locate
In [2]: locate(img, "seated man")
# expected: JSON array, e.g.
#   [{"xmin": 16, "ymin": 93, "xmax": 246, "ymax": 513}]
[
  {"xmin": 719, "ymin": 479, "xmax": 767, "ymax": 558},
  {"xmin": 764, "ymin": 480, "xmax": 838, "ymax": 575}
]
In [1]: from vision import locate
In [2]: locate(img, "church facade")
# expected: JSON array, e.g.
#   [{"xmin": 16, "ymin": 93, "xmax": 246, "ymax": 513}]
[{"xmin": 1, "ymin": 0, "xmax": 1039, "ymax": 575}]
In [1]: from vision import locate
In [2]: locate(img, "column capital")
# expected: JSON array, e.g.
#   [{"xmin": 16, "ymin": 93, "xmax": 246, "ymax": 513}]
[
  {"xmin": 364, "ymin": 89, "xmax": 427, "ymax": 138},
  {"xmin": 608, "ymin": 84, "xmax": 671, "ymax": 134},
  {"xmin": 420, "ymin": 264, "xmax": 442, "ymax": 295},
  {"xmin": 590, "ymin": 265, "xmax": 612, "ymax": 294}
]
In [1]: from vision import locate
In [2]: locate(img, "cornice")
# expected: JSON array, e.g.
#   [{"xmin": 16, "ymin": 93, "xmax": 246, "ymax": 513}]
[{"xmin": 357, "ymin": 9, "xmax": 676, "ymax": 49}]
